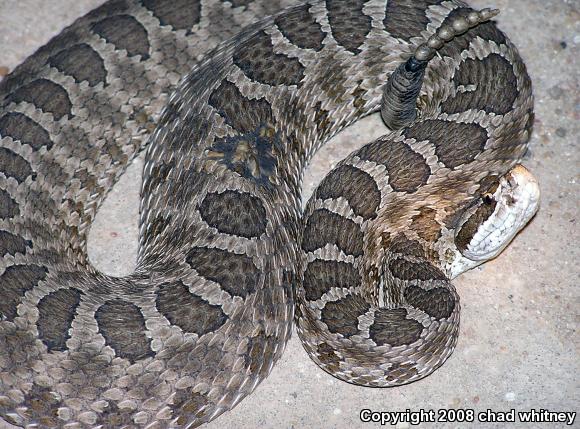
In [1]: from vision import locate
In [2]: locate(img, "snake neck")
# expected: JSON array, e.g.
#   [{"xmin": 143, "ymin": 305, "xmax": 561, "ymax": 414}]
[{"xmin": 360, "ymin": 227, "xmax": 451, "ymax": 308}]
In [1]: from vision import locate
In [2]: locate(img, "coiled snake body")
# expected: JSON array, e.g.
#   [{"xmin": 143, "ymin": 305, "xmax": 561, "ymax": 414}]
[{"xmin": 0, "ymin": 0, "xmax": 538, "ymax": 428}]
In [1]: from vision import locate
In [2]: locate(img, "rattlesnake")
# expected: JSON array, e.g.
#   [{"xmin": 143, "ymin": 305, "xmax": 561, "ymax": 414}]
[{"xmin": 0, "ymin": 0, "xmax": 539, "ymax": 428}]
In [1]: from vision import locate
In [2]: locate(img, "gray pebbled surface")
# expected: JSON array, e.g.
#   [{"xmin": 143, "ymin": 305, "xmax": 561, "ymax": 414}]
[{"xmin": 0, "ymin": 0, "xmax": 577, "ymax": 428}]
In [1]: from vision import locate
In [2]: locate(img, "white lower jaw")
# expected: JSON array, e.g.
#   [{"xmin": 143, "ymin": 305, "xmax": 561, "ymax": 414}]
[
  {"xmin": 449, "ymin": 203, "xmax": 538, "ymax": 278},
  {"xmin": 447, "ymin": 250, "xmax": 482, "ymax": 279},
  {"xmin": 461, "ymin": 210, "xmax": 519, "ymax": 262}
]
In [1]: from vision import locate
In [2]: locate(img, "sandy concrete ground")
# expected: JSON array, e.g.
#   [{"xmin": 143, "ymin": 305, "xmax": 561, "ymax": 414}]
[{"xmin": 0, "ymin": 0, "xmax": 578, "ymax": 428}]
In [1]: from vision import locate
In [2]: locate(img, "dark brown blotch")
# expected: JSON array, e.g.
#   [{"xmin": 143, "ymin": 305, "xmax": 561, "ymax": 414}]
[
  {"xmin": 316, "ymin": 342, "xmax": 341, "ymax": 372},
  {"xmin": 404, "ymin": 285, "xmax": 455, "ymax": 319},
  {"xmin": 321, "ymin": 294, "xmax": 370, "ymax": 337},
  {"xmin": 95, "ymin": 299, "xmax": 153, "ymax": 362},
  {"xmin": 37, "ymin": 288, "xmax": 83, "ymax": 351},
  {"xmin": 208, "ymin": 131, "xmax": 280, "ymax": 188},
  {"xmin": 199, "ymin": 190, "xmax": 267, "ymax": 239},
  {"xmin": 8, "ymin": 78, "xmax": 72, "ymax": 120},
  {"xmin": 369, "ymin": 308, "xmax": 423, "ymax": 346},
  {"xmin": 142, "ymin": 214, "xmax": 172, "ymax": 248},
  {"xmin": 0, "ymin": 112, "xmax": 53, "ymax": 150},
  {"xmin": 325, "ymin": 0, "xmax": 372, "ymax": 54},
  {"xmin": 388, "ymin": 258, "xmax": 447, "ymax": 281},
  {"xmin": 0, "ymin": 230, "xmax": 32, "ymax": 257},
  {"xmin": 96, "ymin": 401, "xmax": 134, "ymax": 428},
  {"xmin": 281, "ymin": 269, "xmax": 296, "ymax": 304},
  {"xmin": 303, "ymin": 259, "xmax": 360, "ymax": 302},
  {"xmin": 208, "ymin": 80, "xmax": 275, "ymax": 134},
  {"xmin": 142, "ymin": 159, "xmax": 175, "ymax": 199},
  {"xmin": 156, "ymin": 280, "xmax": 228, "ymax": 336},
  {"xmin": 388, "ymin": 234, "xmax": 426, "ymax": 259},
  {"xmin": 91, "ymin": 14, "xmax": 150, "ymax": 60},
  {"xmin": 0, "ymin": 147, "xmax": 36, "ymax": 183},
  {"xmin": 207, "ymin": 82, "xmax": 281, "ymax": 186},
  {"xmin": 405, "ymin": 120, "xmax": 488, "ymax": 169},
  {"xmin": 0, "ymin": 264, "xmax": 47, "ymax": 321},
  {"xmin": 233, "ymin": 30, "xmax": 305, "ymax": 86},
  {"xmin": 275, "ymin": 4, "xmax": 325, "ymax": 51},
  {"xmin": 385, "ymin": 361, "xmax": 419, "ymax": 383},
  {"xmin": 0, "ymin": 26, "xmax": 79, "ymax": 96},
  {"xmin": 0, "ymin": 189, "xmax": 19, "ymax": 219},
  {"xmin": 245, "ymin": 332, "xmax": 278, "ymax": 378},
  {"xmin": 316, "ymin": 165, "xmax": 380, "ymax": 220},
  {"xmin": 314, "ymin": 101, "xmax": 334, "ymax": 139},
  {"xmin": 141, "ymin": 0, "xmax": 201, "ymax": 32},
  {"xmin": 455, "ymin": 198, "xmax": 497, "ymax": 252},
  {"xmin": 23, "ymin": 384, "xmax": 63, "ymax": 428},
  {"xmin": 356, "ymin": 139, "xmax": 430, "ymax": 193},
  {"xmin": 302, "ymin": 208, "xmax": 364, "ymax": 257},
  {"xmin": 410, "ymin": 207, "xmax": 442, "ymax": 242},
  {"xmin": 186, "ymin": 247, "xmax": 259, "ymax": 298},
  {"xmin": 170, "ymin": 390, "xmax": 209, "ymax": 425},
  {"xmin": 86, "ymin": 0, "xmax": 131, "ymax": 19},
  {"xmin": 49, "ymin": 43, "xmax": 107, "ymax": 86},
  {"xmin": 384, "ymin": 0, "xmax": 444, "ymax": 42},
  {"xmin": 352, "ymin": 81, "xmax": 367, "ymax": 113},
  {"xmin": 491, "ymin": 108, "xmax": 534, "ymax": 161},
  {"xmin": 478, "ymin": 175, "xmax": 500, "ymax": 197},
  {"xmin": 442, "ymin": 54, "xmax": 518, "ymax": 115}
]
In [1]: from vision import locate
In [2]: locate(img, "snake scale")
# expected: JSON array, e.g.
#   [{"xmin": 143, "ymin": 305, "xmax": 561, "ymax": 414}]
[{"xmin": 0, "ymin": 0, "xmax": 540, "ymax": 428}]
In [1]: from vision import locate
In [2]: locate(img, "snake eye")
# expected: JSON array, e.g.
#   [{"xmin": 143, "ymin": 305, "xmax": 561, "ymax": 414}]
[{"xmin": 483, "ymin": 194, "xmax": 494, "ymax": 204}]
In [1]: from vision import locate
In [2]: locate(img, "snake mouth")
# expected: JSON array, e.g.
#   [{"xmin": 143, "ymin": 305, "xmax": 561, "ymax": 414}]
[{"xmin": 456, "ymin": 164, "xmax": 540, "ymax": 262}]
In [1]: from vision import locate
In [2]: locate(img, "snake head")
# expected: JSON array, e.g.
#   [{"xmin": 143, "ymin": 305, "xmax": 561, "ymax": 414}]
[{"xmin": 449, "ymin": 165, "xmax": 540, "ymax": 277}]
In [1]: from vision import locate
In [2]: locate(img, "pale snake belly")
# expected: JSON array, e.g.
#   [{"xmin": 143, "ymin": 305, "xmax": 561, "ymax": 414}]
[{"xmin": 0, "ymin": 0, "xmax": 539, "ymax": 428}]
